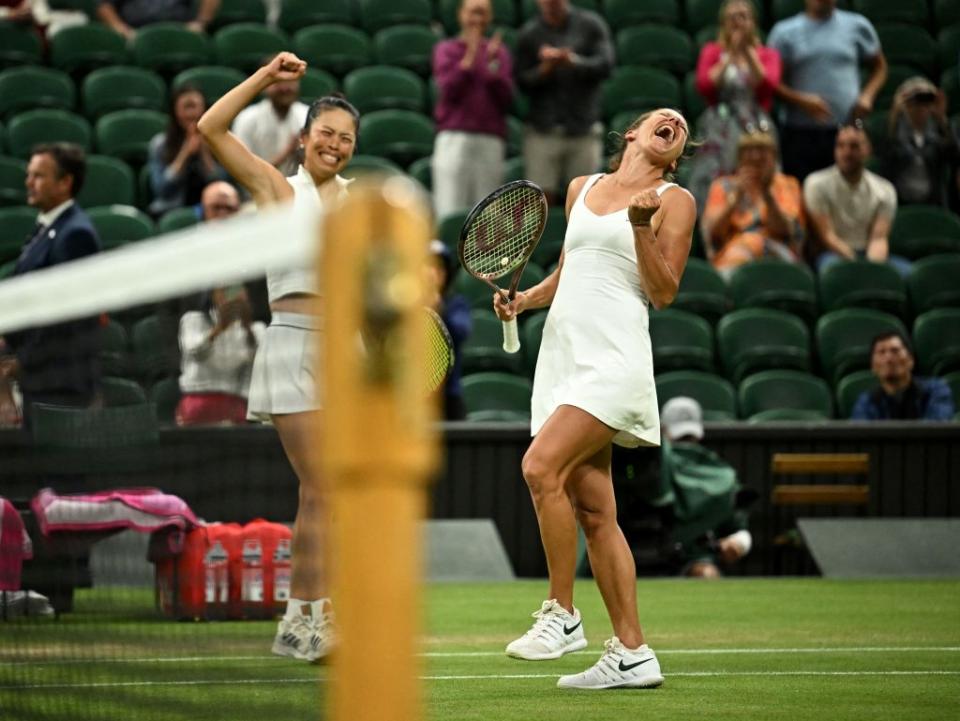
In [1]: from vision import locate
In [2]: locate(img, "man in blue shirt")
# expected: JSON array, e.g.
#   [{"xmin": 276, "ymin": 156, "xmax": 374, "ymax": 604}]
[
  {"xmin": 851, "ymin": 331, "xmax": 955, "ymax": 420},
  {"xmin": 768, "ymin": 0, "xmax": 887, "ymax": 182}
]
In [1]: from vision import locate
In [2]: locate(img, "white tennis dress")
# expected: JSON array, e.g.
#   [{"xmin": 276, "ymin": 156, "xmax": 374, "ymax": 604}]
[{"xmin": 530, "ymin": 174, "xmax": 678, "ymax": 448}]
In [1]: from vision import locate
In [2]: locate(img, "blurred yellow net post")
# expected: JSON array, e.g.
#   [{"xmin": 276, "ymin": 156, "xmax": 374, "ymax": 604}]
[{"xmin": 320, "ymin": 176, "xmax": 438, "ymax": 721}]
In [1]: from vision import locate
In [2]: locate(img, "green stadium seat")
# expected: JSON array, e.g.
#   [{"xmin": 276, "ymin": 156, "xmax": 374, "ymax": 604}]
[
  {"xmin": 82, "ymin": 66, "xmax": 167, "ymax": 118},
  {"xmin": 341, "ymin": 154, "xmax": 404, "ymax": 178},
  {"xmin": 99, "ymin": 319, "xmax": 132, "ymax": 378},
  {"xmin": 655, "ymin": 370, "xmax": 737, "ymax": 420},
  {"xmin": 6, "ymin": 109, "xmax": 92, "ymax": 160},
  {"xmin": 95, "ymin": 109, "xmax": 167, "ymax": 164},
  {"xmin": 407, "ymin": 155, "xmax": 431, "ymax": 190},
  {"xmin": 0, "ymin": 119, "xmax": 5, "ymax": 153},
  {"xmin": 834, "ymin": 369, "xmax": 878, "ymax": 419},
  {"xmin": 602, "ymin": 66, "xmax": 681, "ymax": 120},
  {"xmin": 694, "ymin": 25, "xmax": 718, "ymax": 49},
  {"xmin": 876, "ymin": 64, "xmax": 928, "ymax": 111},
  {"xmin": 342, "ymin": 66, "xmax": 427, "ymax": 114},
  {"xmin": 157, "ymin": 207, "xmax": 201, "ymax": 234},
  {"xmin": 132, "ymin": 23, "xmax": 213, "ymax": 75},
  {"xmin": 101, "ymin": 376, "xmax": 148, "ymax": 407},
  {"xmin": 462, "ymin": 371, "xmax": 532, "ymax": 420},
  {"xmin": 461, "ymin": 310, "xmax": 524, "ymax": 375},
  {"xmin": 87, "ymin": 205, "xmax": 155, "ymax": 250},
  {"xmin": 648, "ymin": 308, "xmax": 714, "ymax": 373},
  {"xmin": 299, "ymin": 68, "xmax": 339, "ymax": 104},
  {"xmin": 728, "ymin": 260, "xmax": 817, "ymax": 323},
  {"xmin": 746, "ymin": 407, "xmax": 831, "ymax": 422},
  {"xmin": 293, "ymin": 24, "xmax": 373, "ymax": 78},
  {"xmin": 31, "ymin": 402, "xmax": 159, "ymax": 448},
  {"xmin": 936, "ymin": 0, "xmax": 960, "ymax": 26},
  {"xmin": 49, "ymin": 23, "xmax": 128, "ymax": 74},
  {"xmin": 683, "ymin": 72, "xmax": 707, "ymax": 122},
  {"xmin": 816, "ymin": 308, "xmax": 908, "ymax": 384},
  {"xmin": 150, "ymin": 377, "xmax": 181, "ymax": 424},
  {"xmin": 372, "ymin": 24, "xmax": 440, "ymax": 77},
  {"xmin": 0, "ymin": 205, "xmax": 35, "ymax": 264},
  {"xmin": 0, "ymin": 21, "xmax": 43, "ymax": 68},
  {"xmin": 717, "ymin": 308, "xmax": 810, "ymax": 383},
  {"xmin": 172, "ymin": 66, "xmax": 246, "ymax": 106},
  {"xmin": 913, "ymin": 308, "xmax": 960, "ymax": 376},
  {"xmin": 609, "ymin": 111, "xmax": 641, "ymax": 136},
  {"xmin": 861, "ymin": 109, "xmax": 887, "ymax": 149},
  {"xmin": 615, "ymin": 26, "xmax": 693, "ymax": 76},
  {"xmin": 604, "ymin": 0, "xmax": 678, "ymax": 26},
  {"xmin": 138, "ymin": 163, "xmax": 153, "ymax": 212},
  {"xmin": 852, "ymin": 0, "xmax": 929, "ymax": 26},
  {"xmin": 453, "ymin": 262, "xmax": 547, "ymax": 310},
  {"xmin": 944, "ymin": 370, "xmax": 960, "ymax": 411},
  {"xmin": 939, "ymin": 26, "xmax": 960, "ymax": 72},
  {"xmin": 530, "ymin": 207, "xmax": 567, "ymax": 269},
  {"xmin": 771, "ymin": 0, "xmax": 804, "ymax": 23},
  {"xmin": 0, "ymin": 66, "xmax": 75, "ymax": 119},
  {"xmin": 671, "ymin": 257, "xmax": 730, "ymax": 324},
  {"xmin": 437, "ymin": 0, "xmax": 516, "ymax": 34},
  {"xmin": 132, "ymin": 315, "xmax": 177, "ymax": 382},
  {"xmin": 818, "ymin": 260, "xmax": 907, "ymax": 319},
  {"xmin": 875, "ymin": 24, "xmax": 937, "ymax": 76},
  {"xmin": 686, "ymin": 0, "xmax": 763, "ymax": 33},
  {"xmin": 0, "ymin": 155, "xmax": 26, "ymax": 207},
  {"xmin": 906, "ymin": 254, "xmax": 960, "ymax": 314},
  {"xmin": 738, "ymin": 369, "xmax": 833, "ymax": 422},
  {"xmin": 357, "ymin": 0, "xmax": 432, "ymax": 34},
  {"xmin": 944, "ymin": 67, "xmax": 960, "ymax": 116},
  {"xmin": 522, "ymin": 310, "xmax": 547, "ymax": 378},
  {"xmin": 214, "ymin": 23, "xmax": 287, "ymax": 72},
  {"xmin": 503, "ymin": 155, "xmax": 525, "ymax": 183},
  {"xmin": 358, "ymin": 109, "xmax": 434, "ymax": 167},
  {"xmin": 506, "ymin": 116, "xmax": 523, "ymax": 158},
  {"xmin": 279, "ymin": 0, "xmax": 355, "ymax": 32},
  {"xmin": 211, "ymin": 0, "xmax": 267, "ymax": 29},
  {"xmin": 76, "ymin": 155, "xmax": 136, "ymax": 208},
  {"xmin": 437, "ymin": 209, "xmax": 470, "ymax": 253},
  {"xmin": 889, "ymin": 204, "xmax": 960, "ymax": 259}
]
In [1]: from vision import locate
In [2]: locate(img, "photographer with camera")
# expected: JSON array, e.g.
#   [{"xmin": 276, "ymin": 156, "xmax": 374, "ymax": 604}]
[{"xmin": 882, "ymin": 76, "xmax": 959, "ymax": 208}]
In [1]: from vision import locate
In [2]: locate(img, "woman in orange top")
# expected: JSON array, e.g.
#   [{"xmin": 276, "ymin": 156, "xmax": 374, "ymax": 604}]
[{"xmin": 700, "ymin": 130, "xmax": 804, "ymax": 275}]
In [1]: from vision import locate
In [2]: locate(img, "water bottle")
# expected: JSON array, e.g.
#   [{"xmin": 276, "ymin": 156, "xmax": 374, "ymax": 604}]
[{"xmin": 273, "ymin": 538, "xmax": 292, "ymax": 603}]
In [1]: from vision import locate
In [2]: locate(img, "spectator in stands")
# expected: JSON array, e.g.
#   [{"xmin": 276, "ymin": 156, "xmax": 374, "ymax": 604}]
[
  {"xmin": 700, "ymin": 129, "xmax": 804, "ymax": 277},
  {"xmin": 881, "ymin": 77, "xmax": 959, "ymax": 208},
  {"xmin": 851, "ymin": 331, "xmax": 955, "ymax": 421},
  {"xmin": 97, "ymin": 0, "xmax": 220, "ymax": 40},
  {"xmin": 427, "ymin": 239, "xmax": 471, "ymax": 420},
  {"xmin": 660, "ymin": 397, "xmax": 754, "ymax": 578},
  {"xmin": 233, "ymin": 59, "xmax": 309, "ymax": 178},
  {"xmin": 514, "ymin": 0, "xmax": 613, "ymax": 206},
  {"xmin": 176, "ymin": 285, "xmax": 264, "ymax": 426},
  {"xmin": 0, "ymin": 143, "xmax": 101, "ymax": 430},
  {"xmin": 803, "ymin": 123, "xmax": 909, "ymax": 276},
  {"xmin": 148, "ymin": 84, "xmax": 229, "ymax": 218},
  {"xmin": 767, "ymin": 0, "xmax": 887, "ymax": 182},
  {"xmin": 432, "ymin": 0, "xmax": 514, "ymax": 219},
  {"xmin": 688, "ymin": 0, "xmax": 781, "ymax": 211}
]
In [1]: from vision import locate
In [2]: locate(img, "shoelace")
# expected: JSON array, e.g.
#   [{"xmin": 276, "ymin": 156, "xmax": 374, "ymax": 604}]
[{"xmin": 521, "ymin": 601, "xmax": 565, "ymax": 640}]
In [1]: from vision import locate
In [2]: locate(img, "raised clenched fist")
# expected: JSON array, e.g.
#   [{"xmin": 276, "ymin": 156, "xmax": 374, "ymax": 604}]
[{"xmin": 628, "ymin": 189, "xmax": 661, "ymax": 226}]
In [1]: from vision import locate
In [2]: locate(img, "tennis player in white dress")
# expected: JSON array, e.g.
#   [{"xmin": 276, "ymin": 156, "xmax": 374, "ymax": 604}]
[
  {"xmin": 495, "ymin": 108, "xmax": 697, "ymax": 689},
  {"xmin": 198, "ymin": 52, "xmax": 357, "ymax": 663}
]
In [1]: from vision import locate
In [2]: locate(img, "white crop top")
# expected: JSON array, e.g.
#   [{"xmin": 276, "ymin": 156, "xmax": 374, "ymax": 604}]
[{"xmin": 266, "ymin": 167, "xmax": 352, "ymax": 303}]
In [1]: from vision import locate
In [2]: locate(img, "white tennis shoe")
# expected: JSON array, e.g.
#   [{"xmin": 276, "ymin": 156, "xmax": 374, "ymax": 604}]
[
  {"xmin": 557, "ymin": 637, "xmax": 663, "ymax": 690},
  {"xmin": 505, "ymin": 599, "xmax": 588, "ymax": 660},
  {"xmin": 271, "ymin": 600, "xmax": 335, "ymax": 663}
]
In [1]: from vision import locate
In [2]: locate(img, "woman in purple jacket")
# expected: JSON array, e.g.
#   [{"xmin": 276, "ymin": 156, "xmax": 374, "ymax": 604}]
[{"xmin": 431, "ymin": 0, "xmax": 514, "ymax": 219}]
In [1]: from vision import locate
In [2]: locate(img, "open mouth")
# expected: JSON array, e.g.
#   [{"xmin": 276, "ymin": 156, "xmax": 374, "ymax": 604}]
[{"xmin": 654, "ymin": 124, "xmax": 676, "ymax": 144}]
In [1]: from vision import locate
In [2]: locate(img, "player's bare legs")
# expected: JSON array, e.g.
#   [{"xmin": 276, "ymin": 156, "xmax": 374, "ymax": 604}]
[{"xmin": 567, "ymin": 445, "xmax": 643, "ymax": 648}]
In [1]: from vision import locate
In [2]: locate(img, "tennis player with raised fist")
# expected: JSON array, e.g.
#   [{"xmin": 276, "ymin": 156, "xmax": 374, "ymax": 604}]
[
  {"xmin": 198, "ymin": 52, "xmax": 360, "ymax": 663},
  {"xmin": 495, "ymin": 108, "xmax": 696, "ymax": 689}
]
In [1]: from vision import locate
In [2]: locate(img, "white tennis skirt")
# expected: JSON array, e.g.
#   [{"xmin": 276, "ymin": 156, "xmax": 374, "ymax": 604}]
[{"xmin": 246, "ymin": 312, "xmax": 322, "ymax": 422}]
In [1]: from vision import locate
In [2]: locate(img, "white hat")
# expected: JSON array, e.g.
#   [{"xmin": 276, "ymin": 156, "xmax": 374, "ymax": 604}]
[{"xmin": 661, "ymin": 396, "xmax": 704, "ymax": 442}]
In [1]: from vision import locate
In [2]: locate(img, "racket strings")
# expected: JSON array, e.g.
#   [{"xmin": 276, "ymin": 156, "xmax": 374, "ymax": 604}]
[
  {"xmin": 462, "ymin": 186, "xmax": 545, "ymax": 277},
  {"xmin": 425, "ymin": 309, "xmax": 455, "ymax": 393}
]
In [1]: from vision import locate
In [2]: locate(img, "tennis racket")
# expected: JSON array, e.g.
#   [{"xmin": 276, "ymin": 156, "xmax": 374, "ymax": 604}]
[
  {"xmin": 424, "ymin": 307, "xmax": 455, "ymax": 395},
  {"xmin": 457, "ymin": 180, "xmax": 548, "ymax": 353}
]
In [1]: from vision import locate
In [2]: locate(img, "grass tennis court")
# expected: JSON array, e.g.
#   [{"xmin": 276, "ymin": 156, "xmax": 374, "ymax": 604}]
[{"xmin": 2, "ymin": 579, "xmax": 958, "ymax": 721}]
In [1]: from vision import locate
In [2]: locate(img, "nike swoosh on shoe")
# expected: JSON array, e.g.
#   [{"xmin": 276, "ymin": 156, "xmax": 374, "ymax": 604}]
[
  {"xmin": 563, "ymin": 620, "xmax": 582, "ymax": 635},
  {"xmin": 618, "ymin": 657, "xmax": 654, "ymax": 672}
]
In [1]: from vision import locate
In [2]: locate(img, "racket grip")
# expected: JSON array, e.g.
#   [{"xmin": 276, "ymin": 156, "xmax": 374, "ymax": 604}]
[{"xmin": 502, "ymin": 318, "xmax": 521, "ymax": 353}]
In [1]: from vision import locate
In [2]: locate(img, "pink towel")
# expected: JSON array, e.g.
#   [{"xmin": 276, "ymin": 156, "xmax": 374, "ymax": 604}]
[
  {"xmin": 31, "ymin": 488, "xmax": 200, "ymax": 536},
  {"xmin": 0, "ymin": 497, "xmax": 32, "ymax": 591}
]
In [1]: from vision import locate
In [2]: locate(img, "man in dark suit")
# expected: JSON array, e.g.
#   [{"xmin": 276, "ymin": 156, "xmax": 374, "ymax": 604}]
[{"xmin": 0, "ymin": 143, "xmax": 102, "ymax": 430}]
